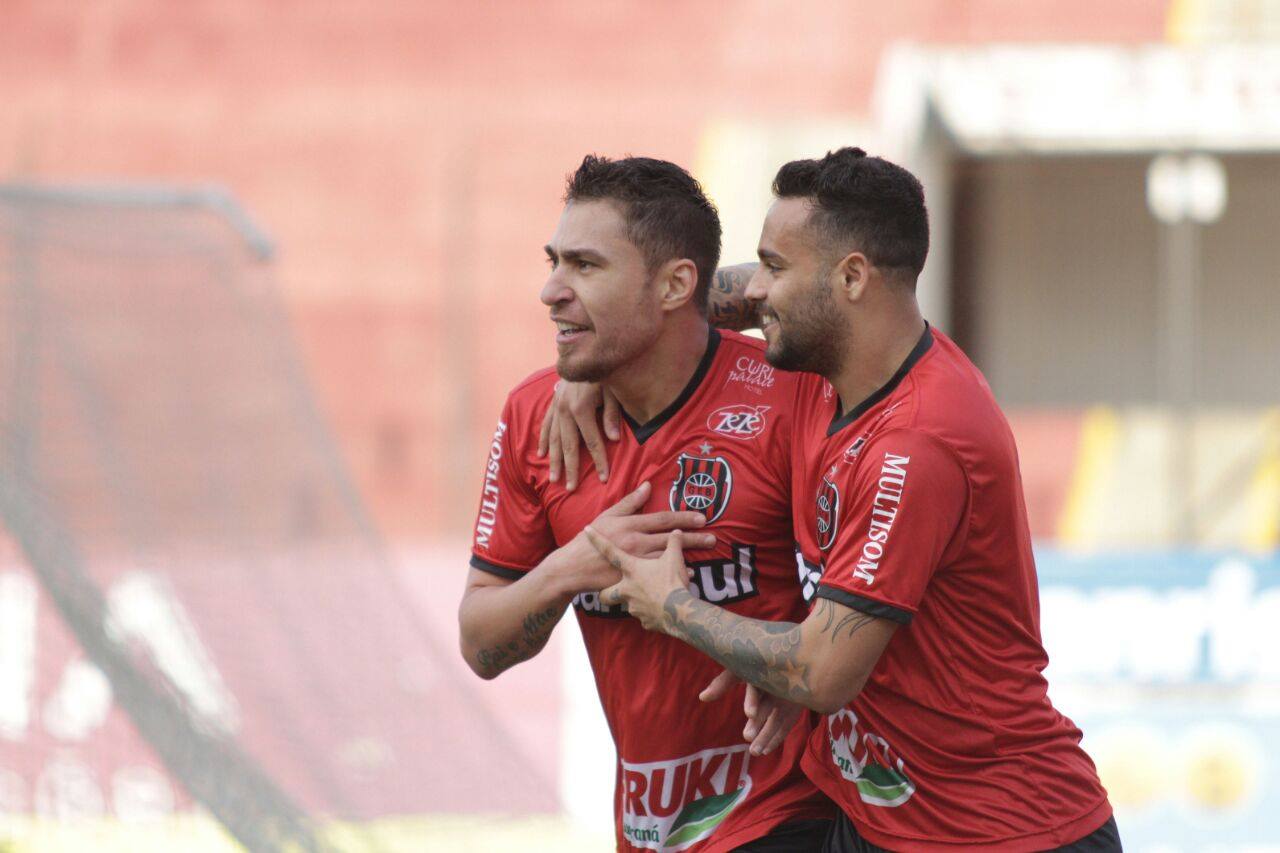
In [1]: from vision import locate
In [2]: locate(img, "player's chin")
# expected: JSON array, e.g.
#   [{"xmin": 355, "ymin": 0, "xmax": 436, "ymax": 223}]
[
  {"xmin": 556, "ymin": 351, "xmax": 608, "ymax": 384},
  {"xmin": 763, "ymin": 339, "xmax": 806, "ymax": 373},
  {"xmin": 762, "ymin": 335, "xmax": 787, "ymax": 367}
]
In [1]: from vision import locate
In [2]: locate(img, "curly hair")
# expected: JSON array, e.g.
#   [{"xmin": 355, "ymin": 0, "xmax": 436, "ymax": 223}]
[{"xmin": 773, "ymin": 147, "xmax": 929, "ymax": 279}]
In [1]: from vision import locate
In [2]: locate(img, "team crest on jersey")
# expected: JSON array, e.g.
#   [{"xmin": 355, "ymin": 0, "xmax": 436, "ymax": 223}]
[
  {"xmin": 816, "ymin": 476, "xmax": 840, "ymax": 551},
  {"xmin": 707, "ymin": 404, "xmax": 769, "ymax": 440},
  {"xmin": 670, "ymin": 452, "xmax": 733, "ymax": 523}
]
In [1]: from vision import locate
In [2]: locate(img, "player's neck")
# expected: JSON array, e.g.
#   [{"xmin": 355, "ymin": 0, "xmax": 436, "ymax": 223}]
[
  {"xmin": 605, "ymin": 313, "xmax": 711, "ymax": 426},
  {"xmin": 830, "ymin": 304, "xmax": 926, "ymax": 417}
]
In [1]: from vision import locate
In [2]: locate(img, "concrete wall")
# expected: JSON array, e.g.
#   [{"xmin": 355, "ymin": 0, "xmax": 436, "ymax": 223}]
[{"xmin": 957, "ymin": 154, "xmax": 1280, "ymax": 406}]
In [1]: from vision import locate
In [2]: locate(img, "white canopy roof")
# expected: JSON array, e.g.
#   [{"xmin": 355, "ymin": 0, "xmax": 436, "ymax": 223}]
[{"xmin": 876, "ymin": 44, "xmax": 1280, "ymax": 155}]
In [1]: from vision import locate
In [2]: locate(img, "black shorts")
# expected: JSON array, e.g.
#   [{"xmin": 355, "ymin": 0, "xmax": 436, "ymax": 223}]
[
  {"xmin": 820, "ymin": 810, "xmax": 1122, "ymax": 852},
  {"xmin": 732, "ymin": 818, "xmax": 833, "ymax": 851}
]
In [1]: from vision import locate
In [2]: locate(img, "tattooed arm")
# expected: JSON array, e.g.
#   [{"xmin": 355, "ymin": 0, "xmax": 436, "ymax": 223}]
[
  {"xmin": 459, "ymin": 482, "xmax": 716, "ymax": 679},
  {"xmin": 459, "ymin": 567, "xmax": 573, "ymax": 679},
  {"xmin": 586, "ymin": 528, "xmax": 897, "ymax": 713},
  {"xmin": 660, "ymin": 592, "xmax": 895, "ymax": 713},
  {"xmin": 708, "ymin": 263, "xmax": 760, "ymax": 331}
]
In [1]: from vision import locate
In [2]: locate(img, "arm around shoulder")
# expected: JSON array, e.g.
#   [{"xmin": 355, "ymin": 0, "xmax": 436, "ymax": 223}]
[{"xmin": 708, "ymin": 263, "xmax": 760, "ymax": 332}]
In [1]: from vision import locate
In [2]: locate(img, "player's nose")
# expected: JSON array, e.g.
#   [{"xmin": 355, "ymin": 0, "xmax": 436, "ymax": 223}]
[
  {"xmin": 540, "ymin": 272, "xmax": 573, "ymax": 306},
  {"xmin": 743, "ymin": 266, "xmax": 768, "ymax": 301}
]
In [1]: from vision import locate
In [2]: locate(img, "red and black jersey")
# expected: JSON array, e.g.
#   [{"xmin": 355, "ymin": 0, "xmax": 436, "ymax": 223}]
[
  {"xmin": 789, "ymin": 326, "xmax": 1112, "ymax": 851},
  {"xmin": 471, "ymin": 329, "xmax": 831, "ymax": 852}
]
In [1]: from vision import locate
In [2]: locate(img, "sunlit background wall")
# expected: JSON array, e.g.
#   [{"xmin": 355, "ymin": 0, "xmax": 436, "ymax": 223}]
[{"xmin": 1, "ymin": 1, "xmax": 1278, "ymax": 851}]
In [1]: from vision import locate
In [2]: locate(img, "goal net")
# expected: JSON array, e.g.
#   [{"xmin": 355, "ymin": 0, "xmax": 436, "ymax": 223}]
[{"xmin": 0, "ymin": 185, "xmax": 551, "ymax": 851}]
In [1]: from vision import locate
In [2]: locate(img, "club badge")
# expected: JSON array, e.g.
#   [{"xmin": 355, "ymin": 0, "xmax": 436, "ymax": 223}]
[
  {"xmin": 816, "ymin": 476, "xmax": 840, "ymax": 551},
  {"xmin": 669, "ymin": 452, "xmax": 733, "ymax": 524}
]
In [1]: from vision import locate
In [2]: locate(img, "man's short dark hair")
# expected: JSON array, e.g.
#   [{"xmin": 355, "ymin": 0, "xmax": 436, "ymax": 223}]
[
  {"xmin": 565, "ymin": 155, "xmax": 721, "ymax": 310},
  {"xmin": 773, "ymin": 147, "xmax": 929, "ymax": 281}
]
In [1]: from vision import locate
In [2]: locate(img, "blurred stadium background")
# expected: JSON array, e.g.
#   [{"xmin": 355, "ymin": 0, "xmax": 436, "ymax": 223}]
[{"xmin": 1, "ymin": 1, "xmax": 1278, "ymax": 850}]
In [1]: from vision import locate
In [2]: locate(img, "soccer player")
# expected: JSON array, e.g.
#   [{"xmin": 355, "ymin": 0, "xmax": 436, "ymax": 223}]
[
  {"xmin": 458, "ymin": 155, "xmax": 833, "ymax": 851},
  {"xmin": 579, "ymin": 148, "xmax": 1120, "ymax": 851}
]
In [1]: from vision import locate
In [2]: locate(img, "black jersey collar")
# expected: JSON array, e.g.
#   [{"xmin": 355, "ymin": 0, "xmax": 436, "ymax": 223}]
[
  {"xmin": 827, "ymin": 324, "xmax": 933, "ymax": 437},
  {"xmin": 622, "ymin": 327, "xmax": 721, "ymax": 444}
]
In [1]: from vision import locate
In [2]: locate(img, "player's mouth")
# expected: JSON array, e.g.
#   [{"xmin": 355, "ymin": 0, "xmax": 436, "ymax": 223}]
[
  {"xmin": 554, "ymin": 319, "xmax": 592, "ymax": 345},
  {"xmin": 759, "ymin": 310, "xmax": 780, "ymax": 336}
]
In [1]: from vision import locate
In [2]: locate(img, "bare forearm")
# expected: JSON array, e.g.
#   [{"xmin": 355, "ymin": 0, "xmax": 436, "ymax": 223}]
[
  {"xmin": 709, "ymin": 263, "xmax": 759, "ymax": 331},
  {"xmin": 661, "ymin": 588, "xmax": 816, "ymax": 705},
  {"xmin": 459, "ymin": 564, "xmax": 573, "ymax": 679},
  {"xmin": 660, "ymin": 592, "xmax": 877, "ymax": 712}
]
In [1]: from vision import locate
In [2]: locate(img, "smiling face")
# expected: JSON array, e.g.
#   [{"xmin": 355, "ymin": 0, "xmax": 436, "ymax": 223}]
[
  {"xmin": 745, "ymin": 197, "xmax": 848, "ymax": 377},
  {"xmin": 540, "ymin": 199, "xmax": 664, "ymax": 382}
]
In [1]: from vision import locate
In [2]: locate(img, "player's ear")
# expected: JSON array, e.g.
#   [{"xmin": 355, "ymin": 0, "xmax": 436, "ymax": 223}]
[
  {"xmin": 835, "ymin": 251, "xmax": 871, "ymax": 303},
  {"xmin": 657, "ymin": 258, "xmax": 699, "ymax": 312}
]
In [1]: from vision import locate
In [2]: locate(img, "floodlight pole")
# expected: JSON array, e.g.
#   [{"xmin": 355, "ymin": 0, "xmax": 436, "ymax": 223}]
[
  {"xmin": 1156, "ymin": 216, "xmax": 1198, "ymax": 543},
  {"xmin": 1156, "ymin": 218, "xmax": 1198, "ymax": 411},
  {"xmin": 1147, "ymin": 153, "xmax": 1227, "ymax": 545}
]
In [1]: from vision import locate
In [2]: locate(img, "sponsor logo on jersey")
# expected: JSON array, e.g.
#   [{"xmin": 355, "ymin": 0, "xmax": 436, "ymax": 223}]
[
  {"xmin": 827, "ymin": 708, "xmax": 916, "ymax": 807},
  {"xmin": 669, "ymin": 453, "xmax": 733, "ymax": 524},
  {"xmin": 816, "ymin": 476, "xmax": 840, "ymax": 552},
  {"xmin": 572, "ymin": 590, "xmax": 629, "ymax": 619},
  {"xmin": 795, "ymin": 547, "xmax": 823, "ymax": 602},
  {"xmin": 620, "ymin": 744, "xmax": 753, "ymax": 850},
  {"xmin": 706, "ymin": 404, "xmax": 769, "ymax": 440},
  {"xmin": 841, "ymin": 402, "xmax": 903, "ymax": 466},
  {"xmin": 575, "ymin": 546, "xmax": 757, "ymax": 618},
  {"xmin": 687, "ymin": 545, "xmax": 758, "ymax": 605},
  {"xmin": 726, "ymin": 356, "xmax": 775, "ymax": 393},
  {"xmin": 851, "ymin": 452, "xmax": 909, "ymax": 585},
  {"xmin": 474, "ymin": 420, "xmax": 507, "ymax": 550},
  {"xmin": 843, "ymin": 437, "xmax": 867, "ymax": 463}
]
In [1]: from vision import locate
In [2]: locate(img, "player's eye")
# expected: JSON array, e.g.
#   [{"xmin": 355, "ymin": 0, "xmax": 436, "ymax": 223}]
[
  {"xmin": 545, "ymin": 256, "xmax": 558, "ymax": 269},
  {"xmin": 577, "ymin": 259, "xmax": 595, "ymax": 271}
]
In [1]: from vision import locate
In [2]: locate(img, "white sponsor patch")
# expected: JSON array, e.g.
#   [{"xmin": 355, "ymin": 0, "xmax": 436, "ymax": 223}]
[
  {"xmin": 706, "ymin": 404, "xmax": 769, "ymax": 440},
  {"xmin": 725, "ymin": 356, "xmax": 775, "ymax": 393},
  {"xmin": 474, "ymin": 420, "xmax": 507, "ymax": 550},
  {"xmin": 851, "ymin": 452, "xmax": 909, "ymax": 585}
]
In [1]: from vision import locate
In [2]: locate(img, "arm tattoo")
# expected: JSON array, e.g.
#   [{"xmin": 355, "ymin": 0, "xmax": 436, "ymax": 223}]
[
  {"xmin": 817, "ymin": 596, "xmax": 876, "ymax": 644},
  {"xmin": 662, "ymin": 588, "xmax": 814, "ymax": 703},
  {"xmin": 661, "ymin": 594, "xmax": 880, "ymax": 704},
  {"xmin": 475, "ymin": 603, "xmax": 561, "ymax": 677},
  {"xmin": 708, "ymin": 263, "xmax": 760, "ymax": 331}
]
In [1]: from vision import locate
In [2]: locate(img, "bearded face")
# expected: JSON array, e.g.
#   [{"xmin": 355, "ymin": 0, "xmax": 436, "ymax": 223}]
[
  {"xmin": 751, "ymin": 198, "xmax": 850, "ymax": 379},
  {"xmin": 759, "ymin": 264, "xmax": 847, "ymax": 377}
]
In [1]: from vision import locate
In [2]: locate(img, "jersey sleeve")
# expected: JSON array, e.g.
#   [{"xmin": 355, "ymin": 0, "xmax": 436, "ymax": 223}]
[
  {"xmin": 815, "ymin": 428, "xmax": 968, "ymax": 623},
  {"xmin": 469, "ymin": 390, "xmax": 557, "ymax": 580}
]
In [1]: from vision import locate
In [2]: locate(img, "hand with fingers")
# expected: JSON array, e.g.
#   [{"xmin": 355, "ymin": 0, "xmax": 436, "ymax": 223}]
[
  {"xmin": 699, "ymin": 670, "xmax": 806, "ymax": 757},
  {"xmin": 585, "ymin": 526, "xmax": 692, "ymax": 632},
  {"xmin": 537, "ymin": 380, "xmax": 622, "ymax": 491},
  {"xmin": 556, "ymin": 483, "xmax": 715, "ymax": 597}
]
